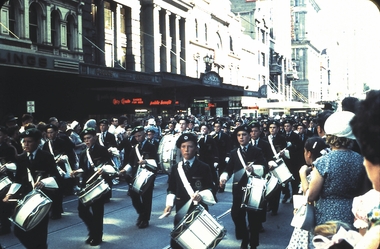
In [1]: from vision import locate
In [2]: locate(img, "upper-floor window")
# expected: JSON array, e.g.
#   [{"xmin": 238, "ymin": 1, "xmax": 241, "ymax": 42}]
[
  {"xmin": 195, "ymin": 19, "xmax": 198, "ymax": 39},
  {"xmin": 230, "ymin": 36, "xmax": 233, "ymax": 52},
  {"xmin": 29, "ymin": 3, "xmax": 42, "ymax": 43},
  {"xmin": 8, "ymin": 0, "xmax": 20, "ymax": 39},
  {"xmin": 261, "ymin": 29, "xmax": 265, "ymax": 44},
  {"xmin": 51, "ymin": 11, "xmax": 60, "ymax": 47},
  {"xmin": 91, "ymin": 0, "xmax": 97, "ymax": 26},
  {"xmin": 67, "ymin": 15, "xmax": 75, "ymax": 50},
  {"xmin": 120, "ymin": 7, "xmax": 126, "ymax": 34},
  {"xmin": 104, "ymin": 1, "xmax": 112, "ymax": 30},
  {"xmin": 205, "ymin": 24, "xmax": 207, "ymax": 42}
]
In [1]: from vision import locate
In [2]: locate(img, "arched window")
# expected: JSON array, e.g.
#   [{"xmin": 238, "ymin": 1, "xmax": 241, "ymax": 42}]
[
  {"xmin": 195, "ymin": 19, "xmax": 198, "ymax": 39},
  {"xmin": 29, "ymin": 3, "xmax": 41, "ymax": 43},
  {"xmin": 51, "ymin": 10, "xmax": 60, "ymax": 47},
  {"xmin": 8, "ymin": 0, "xmax": 20, "ymax": 38},
  {"xmin": 67, "ymin": 15, "xmax": 75, "ymax": 51}
]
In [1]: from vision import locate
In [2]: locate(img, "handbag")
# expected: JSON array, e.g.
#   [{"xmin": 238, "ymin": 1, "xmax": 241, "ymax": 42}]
[{"xmin": 290, "ymin": 202, "xmax": 315, "ymax": 231}]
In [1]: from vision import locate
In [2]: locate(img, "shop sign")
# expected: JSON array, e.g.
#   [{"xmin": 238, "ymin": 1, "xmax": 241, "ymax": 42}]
[
  {"xmin": 201, "ymin": 71, "xmax": 222, "ymax": 86},
  {"xmin": 149, "ymin": 100, "xmax": 179, "ymax": 106},
  {"xmin": 113, "ymin": 98, "xmax": 143, "ymax": 105}
]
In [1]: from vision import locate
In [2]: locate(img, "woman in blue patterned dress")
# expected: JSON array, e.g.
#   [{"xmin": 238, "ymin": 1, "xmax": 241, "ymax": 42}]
[{"xmin": 307, "ymin": 111, "xmax": 366, "ymax": 227}]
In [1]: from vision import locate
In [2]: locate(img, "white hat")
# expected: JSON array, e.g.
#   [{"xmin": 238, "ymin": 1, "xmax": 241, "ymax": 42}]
[
  {"xmin": 148, "ymin": 118, "xmax": 156, "ymax": 125},
  {"xmin": 324, "ymin": 111, "xmax": 356, "ymax": 139}
]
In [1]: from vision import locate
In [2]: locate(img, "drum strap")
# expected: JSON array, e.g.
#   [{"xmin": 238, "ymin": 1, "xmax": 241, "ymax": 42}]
[
  {"xmin": 177, "ymin": 161, "xmax": 195, "ymax": 198},
  {"xmin": 135, "ymin": 144, "xmax": 143, "ymax": 161},
  {"xmin": 86, "ymin": 149, "xmax": 94, "ymax": 168},
  {"xmin": 98, "ymin": 134, "xmax": 104, "ymax": 146},
  {"xmin": 268, "ymin": 136, "xmax": 279, "ymax": 159},
  {"xmin": 48, "ymin": 140, "xmax": 54, "ymax": 155}
]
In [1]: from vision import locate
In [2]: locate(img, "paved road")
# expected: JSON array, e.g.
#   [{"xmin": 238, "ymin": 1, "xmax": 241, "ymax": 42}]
[{"xmin": 1, "ymin": 174, "xmax": 295, "ymax": 249}]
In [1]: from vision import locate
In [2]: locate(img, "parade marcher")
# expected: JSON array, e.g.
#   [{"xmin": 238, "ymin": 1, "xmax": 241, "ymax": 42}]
[
  {"xmin": 70, "ymin": 128, "xmax": 113, "ymax": 246},
  {"xmin": 163, "ymin": 133, "xmax": 215, "ymax": 249},
  {"xmin": 42, "ymin": 124, "xmax": 76, "ymax": 218},
  {"xmin": 107, "ymin": 117, "xmax": 119, "ymax": 135},
  {"xmin": 122, "ymin": 126, "xmax": 158, "ymax": 229},
  {"xmin": 3, "ymin": 128, "xmax": 61, "ymax": 249},
  {"xmin": 266, "ymin": 120, "xmax": 288, "ymax": 216},
  {"xmin": 250, "ymin": 122, "xmax": 274, "ymax": 163},
  {"xmin": 0, "ymin": 126, "xmax": 17, "ymax": 235},
  {"xmin": 212, "ymin": 121, "xmax": 231, "ymax": 193},
  {"xmin": 219, "ymin": 125, "xmax": 267, "ymax": 249},
  {"xmin": 146, "ymin": 128, "xmax": 159, "ymax": 151},
  {"xmin": 197, "ymin": 123, "xmax": 219, "ymax": 192},
  {"xmin": 97, "ymin": 119, "xmax": 117, "ymax": 149},
  {"xmin": 144, "ymin": 118, "xmax": 160, "ymax": 139}
]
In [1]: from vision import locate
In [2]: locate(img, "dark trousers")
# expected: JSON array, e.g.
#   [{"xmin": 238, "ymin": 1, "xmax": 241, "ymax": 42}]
[
  {"xmin": 129, "ymin": 178, "xmax": 155, "ymax": 221},
  {"xmin": 231, "ymin": 196, "xmax": 261, "ymax": 248},
  {"xmin": 0, "ymin": 197, "xmax": 12, "ymax": 230},
  {"xmin": 78, "ymin": 198, "xmax": 105, "ymax": 240},
  {"xmin": 267, "ymin": 185, "xmax": 281, "ymax": 213},
  {"xmin": 14, "ymin": 213, "xmax": 49, "ymax": 249}
]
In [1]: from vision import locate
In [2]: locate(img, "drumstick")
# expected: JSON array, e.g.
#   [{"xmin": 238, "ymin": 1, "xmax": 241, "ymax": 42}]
[
  {"xmin": 86, "ymin": 170, "xmax": 100, "ymax": 184},
  {"xmin": 34, "ymin": 175, "xmax": 42, "ymax": 189},
  {"xmin": 216, "ymin": 208, "xmax": 231, "ymax": 221},
  {"xmin": 7, "ymin": 199, "xmax": 19, "ymax": 202}
]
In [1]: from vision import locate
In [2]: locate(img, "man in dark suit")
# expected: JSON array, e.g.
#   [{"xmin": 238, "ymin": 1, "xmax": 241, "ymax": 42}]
[
  {"xmin": 250, "ymin": 122, "xmax": 274, "ymax": 163},
  {"xmin": 124, "ymin": 126, "xmax": 158, "ymax": 229},
  {"xmin": 266, "ymin": 120, "xmax": 287, "ymax": 215},
  {"xmin": 197, "ymin": 123, "xmax": 219, "ymax": 191},
  {"xmin": 219, "ymin": 125, "xmax": 267, "ymax": 249},
  {"xmin": 145, "ymin": 128, "xmax": 160, "ymax": 152},
  {"xmin": 71, "ymin": 128, "xmax": 113, "ymax": 246},
  {"xmin": 164, "ymin": 133, "xmax": 215, "ymax": 249},
  {"xmin": 282, "ymin": 119, "xmax": 302, "ymax": 203},
  {"xmin": 3, "ymin": 128, "xmax": 60, "ymax": 249},
  {"xmin": 212, "ymin": 121, "xmax": 231, "ymax": 193}
]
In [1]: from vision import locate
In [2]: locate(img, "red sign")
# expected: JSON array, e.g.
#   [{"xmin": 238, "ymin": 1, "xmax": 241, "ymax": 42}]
[
  {"xmin": 149, "ymin": 100, "xmax": 179, "ymax": 106},
  {"xmin": 113, "ymin": 98, "xmax": 144, "ymax": 105}
]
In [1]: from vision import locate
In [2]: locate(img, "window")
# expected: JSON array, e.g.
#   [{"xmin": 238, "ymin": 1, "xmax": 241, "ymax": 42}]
[
  {"xmin": 261, "ymin": 29, "xmax": 265, "ymax": 44},
  {"xmin": 230, "ymin": 36, "xmax": 233, "ymax": 52},
  {"xmin": 8, "ymin": 0, "xmax": 19, "ymax": 38},
  {"xmin": 91, "ymin": 0, "xmax": 97, "ymax": 26},
  {"xmin": 104, "ymin": 1, "xmax": 112, "ymax": 30},
  {"xmin": 261, "ymin": 52, "xmax": 265, "ymax": 66},
  {"xmin": 205, "ymin": 24, "xmax": 207, "ymax": 42},
  {"xmin": 51, "ymin": 11, "xmax": 60, "ymax": 47},
  {"xmin": 67, "ymin": 15, "xmax": 75, "ymax": 50},
  {"xmin": 120, "ymin": 7, "xmax": 126, "ymax": 34},
  {"xmin": 29, "ymin": 3, "xmax": 40, "ymax": 43},
  {"xmin": 195, "ymin": 19, "xmax": 198, "ymax": 39}
]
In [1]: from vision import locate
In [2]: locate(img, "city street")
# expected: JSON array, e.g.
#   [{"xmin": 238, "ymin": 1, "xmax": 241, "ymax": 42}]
[{"xmin": 1, "ymin": 174, "xmax": 294, "ymax": 249}]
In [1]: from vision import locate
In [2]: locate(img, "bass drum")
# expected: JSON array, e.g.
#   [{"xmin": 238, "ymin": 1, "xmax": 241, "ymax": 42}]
[
  {"xmin": 10, "ymin": 189, "xmax": 52, "ymax": 231},
  {"xmin": 157, "ymin": 134, "xmax": 179, "ymax": 174}
]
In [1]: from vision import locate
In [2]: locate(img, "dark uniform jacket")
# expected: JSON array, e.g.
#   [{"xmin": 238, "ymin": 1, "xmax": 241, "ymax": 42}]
[
  {"xmin": 224, "ymin": 145, "xmax": 267, "ymax": 199},
  {"xmin": 167, "ymin": 158, "xmax": 214, "ymax": 211},
  {"xmin": 126, "ymin": 140, "xmax": 158, "ymax": 176},
  {"xmin": 198, "ymin": 134, "xmax": 219, "ymax": 167},
  {"xmin": 78, "ymin": 143, "xmax": 112, "ymax": 187},
  {"xmin": 251, "ymin": 138, "xmax": 274, "ymax": 164},
  {"xmin": 97, "ymin": 131, "xmax": 117, "ymax": 149},
  {"xmin": 42, "ymin": 137, "xmax": 76, "ymax": 170},
  {"xmin": 13, "ymin": 149, "xmax": 60, "ymax": 197}
]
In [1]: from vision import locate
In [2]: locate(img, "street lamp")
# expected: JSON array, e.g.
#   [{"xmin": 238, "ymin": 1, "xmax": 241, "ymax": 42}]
[{"xmin": 203, "ymin": 55, "xmax": 214, "ymax": 72}]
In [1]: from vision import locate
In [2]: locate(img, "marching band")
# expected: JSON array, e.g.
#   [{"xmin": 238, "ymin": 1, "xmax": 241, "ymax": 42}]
[{"xmin": 0, "ymin": 113, "xmax": 330, "ymax": 248}]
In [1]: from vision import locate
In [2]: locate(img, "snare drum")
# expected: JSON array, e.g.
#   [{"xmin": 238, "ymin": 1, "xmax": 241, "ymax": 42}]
[
  {"xmin": 78, "ymin": 178, "xmax": 110, "ymax": 206},
  {"xmin": 10, "ymin": 189, "xmax": 52, "ymax": 231},
  {"xmin": 131, "ymin": 168, "xmax": 155, "ymax": 195},
  {"xmin": 271, "ymin": 159, "xmax": 293, "ymax": 184},
  {"xmin": 157, "ymin": 134, "xmax": 179, "ymax": 174},
  {"xmin": 171, "ymin": 205, "xmax": 226, "ymax": 249},
  {"xmin": 0, "ymin": 176, "xmax": 12, "ymax": 194},
  {"xmin": 241, "ymin": 177, "xmax": 266, "ymax": 211},
  {"xmin": 264, "ymin": 173, "xmax": 280, "ymax": 199}
]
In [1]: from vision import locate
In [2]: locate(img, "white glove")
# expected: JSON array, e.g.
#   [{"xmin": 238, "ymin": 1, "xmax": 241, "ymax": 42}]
[
  {"xmin": 213, "ymin": 162, "xmax": 218, "ymax": 168},
  {"xmin": 225, "ymin": 157, "xmax": 230, "ymax": 163}
]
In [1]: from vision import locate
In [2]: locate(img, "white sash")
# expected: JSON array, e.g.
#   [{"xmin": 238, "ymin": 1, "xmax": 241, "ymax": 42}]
[
  {"xmin": 48, "ymin": 140, "xmax": 54, "ymax": 155},
  {"xmin": 268, "ymin": 136, "xmax": 279, "ymax": 159},
  {"xmin": 86, "ymin": 148, "xmax": 94, "ymax": 167},
  {"xmin": 135, "ymin": 144, "xmax": 143, "ymax": 161},
  {"xmin": 177, "ymin": 161, "xmax": 195, "ymax": 198},
  {"xmin": 98, "ymin": 133, "xmax": 104, "ymax": 146}
]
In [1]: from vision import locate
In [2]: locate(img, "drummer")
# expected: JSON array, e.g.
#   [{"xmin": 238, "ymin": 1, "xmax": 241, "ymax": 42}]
[
  {"xmin": 3, "ymin": 128, "xmax": 60, "ymax": 249},
  {"xmin": 121, "ymin": 126, "xmax": 158, "ymax": 229},
  {"xmin": 163, "ymin": 133, "xmax": 215, "ymax": 249},
  {"xmin": 219, "ymin": 125, "xmax": 267, "ymax": 249},
  {"xmin": 0, "ymin": 126, "xmax": 17, "ymax": 235},
  {"xmin": 70, "ymin": 127, "xmax": 113, "ymax": 246}
]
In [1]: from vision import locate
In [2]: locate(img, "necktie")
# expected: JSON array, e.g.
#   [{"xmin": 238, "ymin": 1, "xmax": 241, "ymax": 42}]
[
  {"xmin": 184, "ymin": 161, "xmax": 190, "ymax": 173},
  {"xmin": 254, "ymin": 140, "xmax": 257, "ymax": 147},
  {"xmin": 241, "ymin": 147, "xmax": 247, "ymax": 163},
  {"xmin": 102, "ymin": 132, "xmax": 105, "ymax": 142},
  {"xmin": 29, "ymin": 153, "xmax": 34, "ymax": 162}
]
